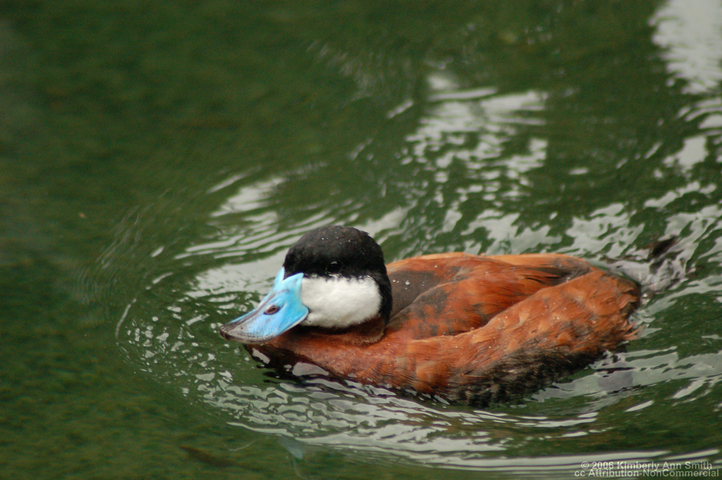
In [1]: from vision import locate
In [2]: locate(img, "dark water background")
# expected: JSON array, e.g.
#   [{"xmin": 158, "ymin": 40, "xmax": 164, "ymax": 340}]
[{"xmin": 2, "ymin": 1, "xmax": 722, "ymax": 478}]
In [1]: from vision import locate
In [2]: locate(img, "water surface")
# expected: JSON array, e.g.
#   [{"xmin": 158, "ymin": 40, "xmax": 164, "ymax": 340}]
[{"xmin": 2, "ymin": 1, "xmax": 722, "ymax": 478}]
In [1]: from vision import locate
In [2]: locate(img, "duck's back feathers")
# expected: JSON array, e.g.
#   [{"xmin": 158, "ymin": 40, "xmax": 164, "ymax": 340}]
[{"xmin": 385, "ymin": 253, "xmax": 592, "ymax": 338}]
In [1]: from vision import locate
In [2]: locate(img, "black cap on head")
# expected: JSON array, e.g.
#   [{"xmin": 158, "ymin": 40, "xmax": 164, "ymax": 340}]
[{"xmin": 284, "ymin": 226, "xmax": 384, "ymax": 277}]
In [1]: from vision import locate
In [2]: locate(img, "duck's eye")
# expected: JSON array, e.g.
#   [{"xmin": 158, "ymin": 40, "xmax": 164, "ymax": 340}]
[
  {"xmin": 327, "ymin": 261, "xmax": 342, "ymax": 274},
  {"xmin": 265, "ymin": 305, "xmax": 280, "ymax": 315}
]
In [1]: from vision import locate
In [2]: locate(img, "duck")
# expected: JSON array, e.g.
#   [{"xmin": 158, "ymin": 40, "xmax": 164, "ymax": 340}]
[{"xmin": 219, "ymin": 225, "xmax": 640, "ymax": 405}]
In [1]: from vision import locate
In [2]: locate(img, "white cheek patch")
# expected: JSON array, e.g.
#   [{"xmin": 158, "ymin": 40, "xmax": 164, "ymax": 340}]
[{"xmin": 300, "ymin": 275, "xmax": 381, "ymax": 328}]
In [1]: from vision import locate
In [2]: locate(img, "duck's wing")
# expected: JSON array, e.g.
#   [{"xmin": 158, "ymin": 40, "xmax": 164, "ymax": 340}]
[{"xmin": 385, "ymin": 253, "xmax": 596, "ymax": 340}]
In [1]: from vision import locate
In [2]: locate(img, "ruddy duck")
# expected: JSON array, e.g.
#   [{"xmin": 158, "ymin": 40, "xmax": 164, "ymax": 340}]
[{"xmin": 219, "ymin": 225, "xmax": 640, "ymax": 405}]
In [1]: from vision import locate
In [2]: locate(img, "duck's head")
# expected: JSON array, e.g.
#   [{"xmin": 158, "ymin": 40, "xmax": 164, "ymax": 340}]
[{"xmin": 219, "ymin": 226, "xmax": 392, "ymax": 344}]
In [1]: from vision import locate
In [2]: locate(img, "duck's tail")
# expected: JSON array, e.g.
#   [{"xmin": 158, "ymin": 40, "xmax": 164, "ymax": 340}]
[{"xmin": 602, "ymin": 236, "xmax": 689, "ymax": 302}]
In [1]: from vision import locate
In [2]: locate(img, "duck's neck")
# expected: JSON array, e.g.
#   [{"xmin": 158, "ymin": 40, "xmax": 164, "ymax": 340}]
[{"xmin": 293, "ymin": 313, "xmax": 387, "ymax": 346}]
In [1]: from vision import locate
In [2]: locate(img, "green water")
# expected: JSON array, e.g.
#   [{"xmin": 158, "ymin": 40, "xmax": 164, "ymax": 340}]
[{"xmin": 2, "ymin": 0, "xmax": 722, "ymax": 478}]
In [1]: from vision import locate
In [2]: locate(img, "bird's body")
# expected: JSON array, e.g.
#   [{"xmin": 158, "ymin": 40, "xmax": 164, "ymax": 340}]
[{"xmin": 219, "ymin": 226, "xmax": 640, "ymax": 405}]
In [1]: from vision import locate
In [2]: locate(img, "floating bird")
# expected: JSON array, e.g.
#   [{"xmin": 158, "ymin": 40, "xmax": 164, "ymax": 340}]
[{"xmin": 219, "ymin": 225, "xmax": 640, "ymax": 405}]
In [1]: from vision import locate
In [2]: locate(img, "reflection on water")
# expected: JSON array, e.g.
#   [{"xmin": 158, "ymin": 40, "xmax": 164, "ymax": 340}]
[{"xmin": 653, "ymin": 0, "xmax": 722, "ymax": 95}]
